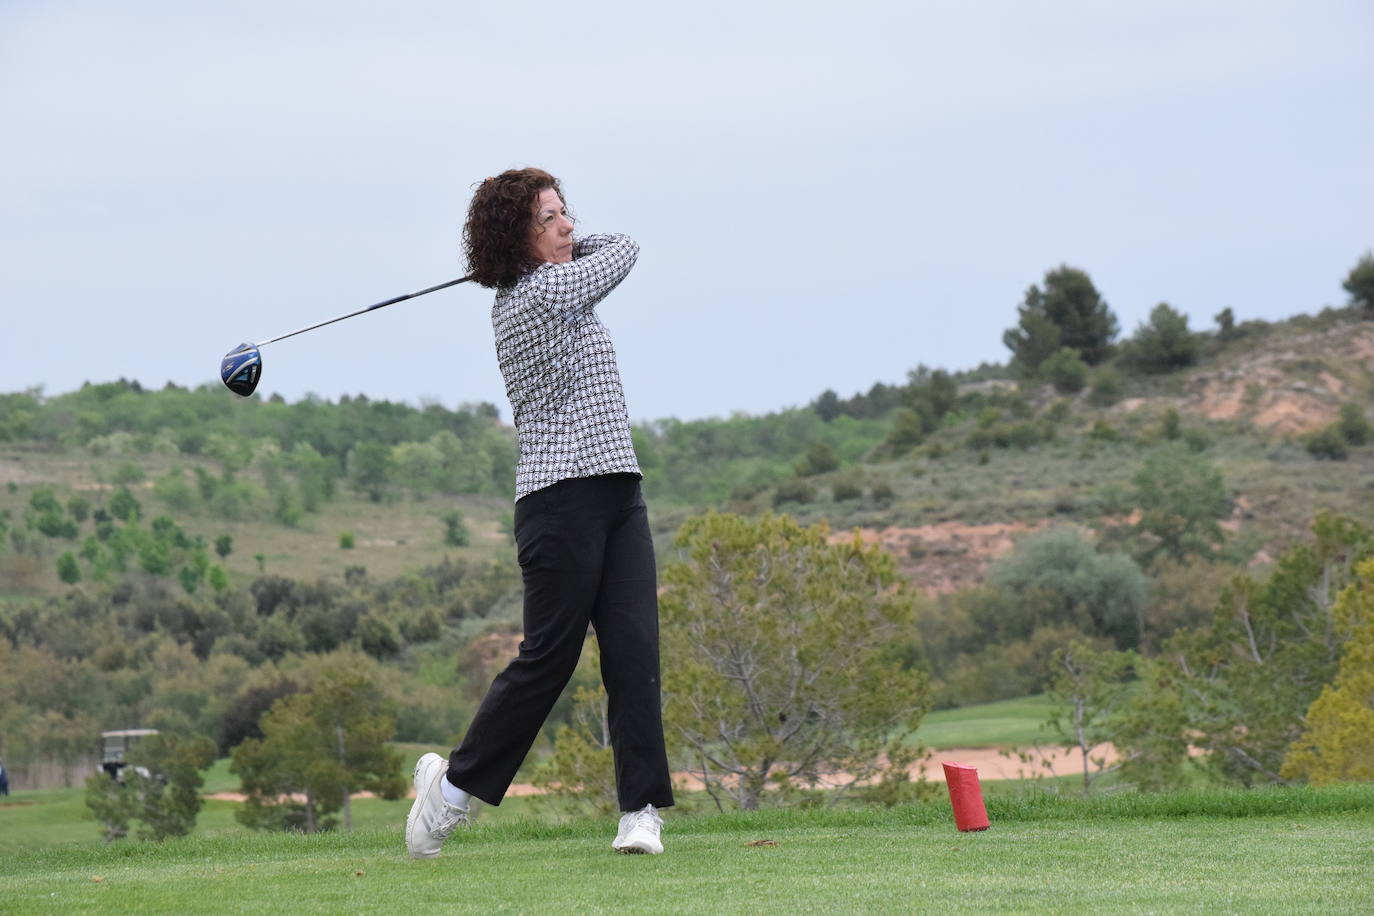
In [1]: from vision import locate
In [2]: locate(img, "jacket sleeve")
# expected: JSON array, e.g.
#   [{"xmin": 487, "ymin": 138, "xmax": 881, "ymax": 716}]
[{"xmin": 529, "ymin": 233, "xmax": 639, "ymax": 316}]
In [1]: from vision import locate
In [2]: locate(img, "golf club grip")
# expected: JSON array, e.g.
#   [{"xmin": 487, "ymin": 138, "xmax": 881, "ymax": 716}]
[{"xmin": 258, "ymin": 276, "xmax": 473, "ymax": 347}]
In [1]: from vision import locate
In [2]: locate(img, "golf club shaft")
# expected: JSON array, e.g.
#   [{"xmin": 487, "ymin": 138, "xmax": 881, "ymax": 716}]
[{"xmin": 256, "ymin": 276, "xmax": 472, "ymax": 347}]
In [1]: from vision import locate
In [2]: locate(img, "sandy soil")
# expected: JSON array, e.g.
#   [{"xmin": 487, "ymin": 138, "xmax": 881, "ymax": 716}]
[{"xmin": 203, "ymin": 743, "xmax": 1119, "ymax": 802}]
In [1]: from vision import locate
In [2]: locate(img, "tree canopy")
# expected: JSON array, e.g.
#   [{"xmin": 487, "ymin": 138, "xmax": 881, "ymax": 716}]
[
  {"xmin": 1003, "ymin": 266, "xmax": 1118, "ymax": 375},
  {"xmin": 659, "ymin": 512, "xmax": 930, "ymax": 809}
]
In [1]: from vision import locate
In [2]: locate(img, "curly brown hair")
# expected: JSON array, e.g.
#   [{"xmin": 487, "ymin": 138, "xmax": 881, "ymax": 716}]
[{"xmin": 462, "ymin": 167, "xmax": 572, "ymax": 289}]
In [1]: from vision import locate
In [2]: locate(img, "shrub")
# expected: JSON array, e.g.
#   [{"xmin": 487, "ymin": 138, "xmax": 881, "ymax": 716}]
[
  {"xmin": 1088, "ymin": 420, "xmax": 1121, "ymax": 442},
  {"xmin": 1042, "ymin": 347, "xmax": 1088, "ymax": 394},
  {"xmin": 794, "ymin": 441, "xmax": 840, "ymax": 477},
  {"xmin": 339, "ymin": 532, "xmax": 356, "ymax": 550},
  {"xmin": 1088, "ymin": 366, "xmax": 1123, "ymax": 406},
  {"xmin": 1003, "ymin": 265, "xmax": 1118, "ymax": 375},
  {"xmin": 111, "ymin": 462, "xmax": 146, "ymax": 485},
  {"xmin": 1337, "ymin": 403, "xmax": 1371, "ymax": 446},
  {"xmin": 108, "ymin": 487, "xmax": 141, "ymax": 522},
  {"xmin": 773, "ymin": 479, "xmax": 816, "ymax": 507},
  {"xmin": 441, "ymin": 511, "xmax": 469, "ymax": 547},
  {"xmin": 1307, "ymin": 426, "xmax": 1349, "ymax": 460},
  {"xmin": 830, "ymin": 474, "xmax": 863, "ymax": 502},
  {"xmin": 1343, "ymin": 250, "xmax": 1374, "ymax": 315},
  {"xmin": 57, "ymin": 551, "xmax": 81, "ymax": 584},
  {"xmin": 1122, "ymin": 303, "xmax": 1199, "ymax": 373},
  {"xmin": 153, "ymin": 470, "xmax": 199, "ymax": 513}
]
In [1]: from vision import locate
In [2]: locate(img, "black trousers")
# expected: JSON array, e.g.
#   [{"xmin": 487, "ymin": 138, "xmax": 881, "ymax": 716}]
[{"xmin": 447, "ymin": 473, "xmax": 675, "ymax": 812}]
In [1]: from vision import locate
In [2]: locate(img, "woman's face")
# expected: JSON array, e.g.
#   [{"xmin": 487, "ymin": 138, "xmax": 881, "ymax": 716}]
[{"xmin": 528, "ymin": 188, "xmax": 574, "ymax": 264}]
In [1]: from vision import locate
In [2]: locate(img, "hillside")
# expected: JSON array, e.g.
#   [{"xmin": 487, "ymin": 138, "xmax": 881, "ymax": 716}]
[
  {"xmin": 3, "ymin": 302, "xmax": 1374, "ymax": 800},
  {"xmin": 3, "ymin": 308, "xmax": 1373, "ymax": 600}
]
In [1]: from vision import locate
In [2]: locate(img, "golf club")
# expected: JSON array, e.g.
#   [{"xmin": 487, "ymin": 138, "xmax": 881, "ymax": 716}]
[{"xmin": 220, "ymin": 276, "xmax": 472, "ymax": 397}]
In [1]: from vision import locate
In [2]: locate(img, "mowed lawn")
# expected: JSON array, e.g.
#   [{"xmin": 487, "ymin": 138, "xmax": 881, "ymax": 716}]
[
  {"xmin": 4, "ymin": 787, "xmax": 1373, "ymax": 914},
  {"xmin": 912, "ymin": 695, "xmax": 1058, "ymax": 749}
]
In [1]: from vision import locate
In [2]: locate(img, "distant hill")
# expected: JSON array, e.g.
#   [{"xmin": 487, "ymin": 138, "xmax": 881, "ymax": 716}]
[{"xmin": 2, "ymin": 306, "xmax": 1372, "ymax": 600}]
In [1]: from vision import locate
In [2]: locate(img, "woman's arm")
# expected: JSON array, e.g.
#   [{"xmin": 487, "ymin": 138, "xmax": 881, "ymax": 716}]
[{"xmin": 530, "ymin": 233, "xmax": 639, "ymax": 315}]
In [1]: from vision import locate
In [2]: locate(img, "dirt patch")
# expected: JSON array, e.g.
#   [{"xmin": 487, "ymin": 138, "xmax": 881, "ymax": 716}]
[
  {"xmin": 1182, "ymin": 322, "xmax": 1374, "ymax": 436},
  {"xmin": 836, "ymin": 521, "xmax": 1047, "ymax": 595}
]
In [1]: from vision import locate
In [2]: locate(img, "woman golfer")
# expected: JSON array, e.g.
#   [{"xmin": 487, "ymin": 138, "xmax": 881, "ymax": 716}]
[{"xmin": 406, "ymin": 168, "xmax": 674, "ymax": 858}]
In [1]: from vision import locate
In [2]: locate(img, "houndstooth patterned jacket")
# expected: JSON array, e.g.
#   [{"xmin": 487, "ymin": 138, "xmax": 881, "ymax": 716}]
[{"xmin": 492, "ymin": 233, "xmax": 643, "ymax": 502}]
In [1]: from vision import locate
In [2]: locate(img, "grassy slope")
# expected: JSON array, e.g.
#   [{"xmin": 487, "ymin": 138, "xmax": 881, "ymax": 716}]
[
  {"xmin": 913, "ymin": 695, "xmax": 1056, "ymax": 749},
  {"xmin": 6, "ymin": 317, "xmax": 1374, "ymax": 598},
  {"xmin": 4, "ymin": 787, "xmax": 1372, "ymax": 914}
]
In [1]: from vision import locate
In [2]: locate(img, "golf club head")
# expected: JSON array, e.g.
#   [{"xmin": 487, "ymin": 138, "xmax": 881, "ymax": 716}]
[{"xmin": 220, "ymin": 343, "xmax": 262, "ymax": 397}]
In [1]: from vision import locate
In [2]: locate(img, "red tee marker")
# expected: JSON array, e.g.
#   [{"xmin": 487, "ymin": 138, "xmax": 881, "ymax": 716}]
[{"xmin": 942, "ymin": 762, "xmax": 990, "ymax": 832}]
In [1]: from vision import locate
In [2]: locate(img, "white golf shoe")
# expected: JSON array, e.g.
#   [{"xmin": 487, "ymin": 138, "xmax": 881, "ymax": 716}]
[
  {"xmin": 612, "ymin": 804, "xmax": 664, "ymax": 855},
  {"xmin": 405, "ymin": 753, "xmax": 469, "ymax": 859}
]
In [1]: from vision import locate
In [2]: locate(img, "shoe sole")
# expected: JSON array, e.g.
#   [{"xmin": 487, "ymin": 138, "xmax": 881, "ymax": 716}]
[
  {"xmin": 405, "ymin": 754, "xmax": 444, "ymax": 859},
  {"xmin": 614, "ymin": 837, "xmax": 663, "ymax": 855}
]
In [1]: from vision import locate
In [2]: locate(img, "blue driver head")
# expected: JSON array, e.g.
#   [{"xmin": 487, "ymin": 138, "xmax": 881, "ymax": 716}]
[{"xmin": 220, "ymin": 343, "xmax": 262, "ymax": 397}]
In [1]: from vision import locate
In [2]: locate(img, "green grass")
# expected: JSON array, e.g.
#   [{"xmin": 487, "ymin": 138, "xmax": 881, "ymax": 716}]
[
  {"xmin": 3, "ymin": 786, "xmax": 1372, "ymax": 914},
  {"xmin": 913, "ymin": 695, "xmax": 1056, "ymax": 748}
]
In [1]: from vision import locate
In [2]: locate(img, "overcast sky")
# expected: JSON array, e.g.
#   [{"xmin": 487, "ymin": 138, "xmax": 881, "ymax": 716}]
[{"xmin": 3, "ymin": 1, "xmax": 1371, "ymax": 422}]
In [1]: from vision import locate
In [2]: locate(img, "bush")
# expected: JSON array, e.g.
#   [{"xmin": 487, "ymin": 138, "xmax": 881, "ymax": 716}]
[
  {"xmin": 441, "ymin": 511, "xmax": 469, "ymax": 547},
  {"xmin": 1042, "ymin": 347, "xmax": 1089, "ymax": 394},
  {"xmin": 830, "ymin": 473, "xmax": 863, "ymax": 502},
  {"xmin": 1307, "ymin": 426, "xmax": 1350, "ymax": 460},
  {"xmin": 1088, "ymin": 420, "xmax": 1121, "ymax": 443},
  {"xmin": 794, "ymin": 441, "xmax": 840, "ymax": 477},
  {"xmin": 1122, "ymin": 303, "xmax": 1199, "ymax": 373},
  {"xmin": 109, "ymin": 487, "xmax": 141, "ymax": 522},
  {"xmin": 339, "ymin": 532, "xmax": 356, "ymax": 549},
  {"xmin": 111, "ymin": 462, "xmax": 146, "ymax": 485},
  {"xmin": 1003, "ymin": 265, "xmax": 1118, "ymax": 375},
  {"xmin": 1088, "ymin": 366, "xmax": 1123, "ymax": 406},
  {"xmin": 153, "ymin": 470, "xmax": 199, "ymax": 513},
  {"xmin": 57, "ymin": 551, "xmax": 81, "ymax": 584},
  {"xmin": 1343, "ymin": 250, "xmax": 1374, "ymax": 315},
  {"xmin": 773, "ymin": 479, "xmax": 816, "ymax": 507},
  {"xmin": 882, "ymin": 408, "xmax": 926, "ymax": 455},
  {"xmin": 1337, "ymin": 403, "xmax": 1371, "ymax": 446}
]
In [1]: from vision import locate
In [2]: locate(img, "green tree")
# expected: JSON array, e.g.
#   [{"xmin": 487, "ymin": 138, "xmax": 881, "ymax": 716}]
[
  {"xmin": 123, "ymin": 733, "xmax": 217, "ymax": 840},
  {"xmin": 1214, "ymin": 306, "xmax": 1236, "ymax": 339},
  {"xmin": 1343, "ymin": 250, "xmax": 1374, "ymax": 315},
  {"xmin": 881, "ymin": 408, "xmax": 926, "ymax": 455},
  {"xmin": 812, "ymin": 389, "xmax": 842, "ymax": 422},
  {"xmin": 347, "ymin": 442, "xmax": 393, "ymax": 502},
  {"xmin": 1004, "ymin": 265, "xmax": 1118, "ymax": 375},
  {"xmin": 1110, "ymin": 654, "xmax": 1195, "ymax": 792},
  {"xmin": 1165, "ymin": 513, "xmax": 1373, "ymax": 784},
  {"xmin": 659, "ymin": 513, "xmax": 930, "ymax": 810},
  {"xmin": 1306, "ymin": 425, "xmax": 1349, "ymax": 460},
  {"xmin": 230, "ymin": 661, "xmax": 405, "ymax": 832},
  {"xmin": 83, "ymin": 734, "xmax": 216, "ymax": 842},
  {"xmin": 1281, "ymin": 557, "xmax": 1374, "ymax": 784},
  {"xmin": 1123, "ymin": 303, "xmax": 1199, "ymax": 373},
  {"xmin": 441, "ymin": 510, "xmax": 469, "ymax": 547},
  {"xmin": 214, "ymin": 534, "xmax": 233, "ymax": 559},
  {"xmin": 1044, "ymin": 640, "xmax": 1134, "ymax": 793},
  {"xmin": 84, "ymin": 772, "xmax": 136, "ymax": 842},
  {"xmin": 108, "ymin": 487, "xmax": 141, "ymax": 522},
  {"xmin": 1129, "ymin": 444, "xmax": 1229, "ymax": 563},
  {"xmin": 1041, "ymin": 347, "xmax": 1089, "ymax": 393},
  {"xmin": 1337, "ymin": 403, "xmax": 1371, "ymax": 446},
  {"xmin": 794, "ymin": 441, "xmax": 840, "ymax": 477},
  {"xmin": 56, "ymin": 551, "xmax": 81, "ymax": 584},
  {"xmin": 987, "ymin": 528, "xmax": 1148, "ymax": 648}
]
